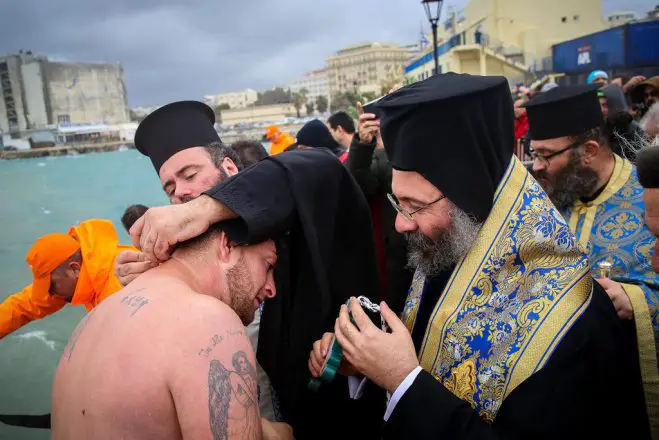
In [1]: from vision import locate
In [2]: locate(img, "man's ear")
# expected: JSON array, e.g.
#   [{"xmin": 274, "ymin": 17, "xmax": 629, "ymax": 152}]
[
  {"xmin": 222, "ymin": 157, "xmax": 239, "ymax": 177},
  {"xmin": 68, "ymin": 261, "xmax": 81, "ymax": 278},
  {"xmin": 216, "ymin": 231, "xmax": 232, "ymax": 262},
  {"xmin": 582, "ymin": 140, "xmax": 602, "ymax": 164}
]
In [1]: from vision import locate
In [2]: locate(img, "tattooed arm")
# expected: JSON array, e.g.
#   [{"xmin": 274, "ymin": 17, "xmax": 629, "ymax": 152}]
[{"xmin": 167, "ymin": 299, "xmax": 262, "ymax": 440}]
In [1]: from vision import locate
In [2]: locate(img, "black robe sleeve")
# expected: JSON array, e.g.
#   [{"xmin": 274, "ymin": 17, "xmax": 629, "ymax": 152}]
[
  {"xmin": 384, "ymin": 283, "xmax": 651, "ymax": 440},
  {"xmin": 344, "ymin": 135, "xmax": 379, "ymax": 197},
  {"xmin": 205, "ymin": 149, "xmax": 386, "ymax": 439},
  {"xmin": 204, "ymin": 155, "xmax": 296, "ymax": 243}
]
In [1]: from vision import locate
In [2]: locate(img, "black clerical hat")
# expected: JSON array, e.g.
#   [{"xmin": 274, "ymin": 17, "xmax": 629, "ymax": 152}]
[
  {"xmin": 523, "ymin": 84, "xmax": 603, "ymax": 141},
  {"xmin": 375, "ymin": 73, "xmax": 514, "ymax": 222},
  {"xmin": 637, "ymin": 146, "xmax": 659, "ymax": 189},
  {"xmin": 135, "ymin": 101, "xmax": 220, "ymax": 173}
]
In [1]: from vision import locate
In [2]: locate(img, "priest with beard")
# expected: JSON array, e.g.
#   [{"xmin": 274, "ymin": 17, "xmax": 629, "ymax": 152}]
[
  {"xmin": 525, "ymin": 85, "xmax": 659, "ymax": 424},
  {"xmin": 313, "ymin": 73, "xmax": 651, "ymax": 439},
  {"xmin": 127, "ymin": 107, "xmax": 386, "ymax": 438}
]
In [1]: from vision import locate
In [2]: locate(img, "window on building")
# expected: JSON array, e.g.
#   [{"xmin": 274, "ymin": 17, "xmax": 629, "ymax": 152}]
[
  {"xmin": 58, "ymin": 114, "xmax": 71, "ymax": 125},
  {"xmin": 561, "ymin": 16, "xmax": 567, "ymax": 23}
]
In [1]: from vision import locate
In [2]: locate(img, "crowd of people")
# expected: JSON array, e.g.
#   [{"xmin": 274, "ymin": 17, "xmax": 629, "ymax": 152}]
[
  {"xmin": 514, "ymin": 71, "xmax": 659, "ymax": 162},
  {"xmin": 1, "ymin": 70, "xmax": 659, "ymax": 439}
]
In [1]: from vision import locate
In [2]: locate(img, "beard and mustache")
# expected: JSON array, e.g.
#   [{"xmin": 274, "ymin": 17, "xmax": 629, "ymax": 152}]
[
  {"xmin": 405, "ymin": 202, "xmax": 483, "ymax": 277},
  {"xmin": 226, "ymin": 252, "xmax": 259, "ymax": 325},
  {"xmin": 531, "ymin": 150, "xmax": 599, "ymax": 211},
  {"xmin": 179, "ymin": 167, "xmax": 230, "ymax": 203}
]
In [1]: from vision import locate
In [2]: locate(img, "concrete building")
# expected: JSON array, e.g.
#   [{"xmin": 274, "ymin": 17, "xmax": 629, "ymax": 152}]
[
  {"xmin": 327, "ymin": 42, "xmax": 412, "ymax": 97},
  {"xmin": 405, "ymin": 0, "xmax": 605, "ymax": 86},
  {"xmin": 221, "ymin": 103, "xmax": 297, "ymax": 126},
  {"xmin": 288, "ymin": 69, "xmax": 330, "ymax": 107},
  {"xmin": 0, "ymin": 52, "xmax": 129, "ymax": 134},
  {"xmin": 203, "ymin": 88, "xmax": 258, "ymax": 109}
]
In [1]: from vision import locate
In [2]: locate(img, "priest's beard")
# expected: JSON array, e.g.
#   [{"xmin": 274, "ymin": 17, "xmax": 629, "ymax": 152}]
[
  {"xmin": 532, "ymin": 150, "xmax": 599, "ymax": 211},
  {"xmin": 226, "ymin": 253, "xmax": 257, "ymax": 325},
  {"xmin": 405, "ymin": 202, "xmax": 482, "ymax": 277},
  {"xmin": 180, "ymin": 167, "xmax": 229, "ymax": 203}
]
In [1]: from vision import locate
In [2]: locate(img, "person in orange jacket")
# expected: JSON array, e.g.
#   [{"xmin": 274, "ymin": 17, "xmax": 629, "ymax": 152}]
[
  {"xmin": 266, "ymin": 125, "xmax": 295, "ymax": 155},
  {"xmin": 0, "ymin": 219, "xmax": 137, "ymax": 339}
]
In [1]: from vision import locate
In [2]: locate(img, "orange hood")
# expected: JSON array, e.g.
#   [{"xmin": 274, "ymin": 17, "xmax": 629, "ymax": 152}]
[
  {"xmin": 68, "ymin": 219, "xmax": 131, "ymax": 311},
  {"xmin": 269, "ymin": 132, "xmax": 296, "ymax": 155}
]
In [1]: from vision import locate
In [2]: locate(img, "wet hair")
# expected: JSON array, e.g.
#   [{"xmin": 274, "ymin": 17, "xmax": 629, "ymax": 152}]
[
  {"xmin": 328, "ymin": 111, "xmax": 356, "ymax": 134},
  {"xmin": 205, "ymin": 141, "xmax": 244, "ymax": 172},
  {"xmin": 230, "ymin": 140, "xmax": 268, "ymax": 167},
  {"xmin": 121, "ymin": 204, "xmax": 149, "ymax": 232},
  {"xmin": 175, "ymin": 223, "xmax": 232, "ymax": 253}
]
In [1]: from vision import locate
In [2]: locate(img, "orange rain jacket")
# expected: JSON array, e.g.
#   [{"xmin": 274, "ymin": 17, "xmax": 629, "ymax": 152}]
[
  {"xmin": 269, "ymin": 132, "xmax": 296, "ymax": 155},
  {"xmin": 0, "ymin": 219, "xmax": 137, "ymax": 338}
]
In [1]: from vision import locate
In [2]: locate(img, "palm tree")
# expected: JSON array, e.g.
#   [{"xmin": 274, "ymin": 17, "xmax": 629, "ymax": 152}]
[{"xmin": 291, "ymin": 93, "xmax": 305, "ymax": 118}]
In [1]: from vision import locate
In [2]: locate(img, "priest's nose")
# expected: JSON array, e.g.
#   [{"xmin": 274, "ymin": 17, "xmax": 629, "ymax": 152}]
[
  {"xmin": 395, "ymin": 212, "xmax": 418, "ymax": 234},
  {"xmin": 532, "ymin": 157, "xmax": 547, "ymax": 174}
]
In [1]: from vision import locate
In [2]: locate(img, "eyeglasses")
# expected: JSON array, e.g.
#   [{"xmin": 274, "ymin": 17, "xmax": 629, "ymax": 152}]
[
  {"xmin": 530, "ymin": 140, "xmax": 582, "ymax": 168},
  {"xmin": 645, "ymin": 89, "xmax": 659, "ymax": 98},
  {"xmin": 387, "ymin": 193, "xmax": 445, "ymax": 221}
]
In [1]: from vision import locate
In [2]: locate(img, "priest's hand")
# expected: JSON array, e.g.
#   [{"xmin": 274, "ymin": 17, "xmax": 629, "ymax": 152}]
[
  {"xmin": 309, "ymin": 332, "xmax": 358, "ymax": 378},
  {"xmin": 114, "ymin": 251, "xmax": 158, "ymax": 286},
  {"xmin": 130, "ymin": 195, "xmax": 236, "ymax": 262},
  {"xmin": 334, "ymin": 297, "xmax": 419, "ymax": 394},
  {"xmin": 597, "ymin": 278, "xmax": 633, "ymax": 320}
]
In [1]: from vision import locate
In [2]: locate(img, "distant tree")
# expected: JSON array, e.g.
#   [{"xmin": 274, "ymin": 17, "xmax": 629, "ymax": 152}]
[
  {"xmin": 291, "ymin": 92, "xmax": 305, "ymax": 118},
  {"xmin": 316, "ymin": 95, "xmax": 329, "ymax": 114},
  {"xmin": 330, "ymin": 92, "xmax": 353, "ymax": 112},
  {"xmin": 218, "ymin": 103, "xmax": 231, "ymax": 110},
  {"xmin": 380, "ymin": 76, "xmax": 402, "ymax": 96},
  {"xmin": 305, "ymin": 101, "xmax": 315, "ymax": 116},
  {"xmin": 361, "ymin": 92, "xmax": 377, "ymax": 102},
  {"xmin": 256, "ymin": 87, "xmax": 292, "ymax": 106}
]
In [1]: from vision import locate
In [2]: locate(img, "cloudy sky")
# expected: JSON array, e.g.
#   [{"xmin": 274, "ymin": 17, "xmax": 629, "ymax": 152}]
[{"xmin": 0, "ymin": 0, "xmax": 653, "ymax": 107}]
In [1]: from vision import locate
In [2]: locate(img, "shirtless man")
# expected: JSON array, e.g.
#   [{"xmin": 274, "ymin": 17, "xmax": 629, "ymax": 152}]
[{"xmin": 51, "ymin": 224, "xmax": 292, "ymax": 439}]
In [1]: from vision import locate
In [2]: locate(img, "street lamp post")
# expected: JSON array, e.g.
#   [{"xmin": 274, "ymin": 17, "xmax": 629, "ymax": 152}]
[{"xmin": 421, "ymin": 0, "xmax": 444, "ymax": 75}]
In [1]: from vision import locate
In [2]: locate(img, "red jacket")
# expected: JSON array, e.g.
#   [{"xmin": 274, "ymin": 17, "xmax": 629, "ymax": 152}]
[{"xmin": 514, "ymin": 113, "xmax": 529, "ymax": 141}]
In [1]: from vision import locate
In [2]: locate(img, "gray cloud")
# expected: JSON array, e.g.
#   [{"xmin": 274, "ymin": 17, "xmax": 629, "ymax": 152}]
[{"xmin": 0, "ymin": 0, "xmax": 653, "ymax": 106}]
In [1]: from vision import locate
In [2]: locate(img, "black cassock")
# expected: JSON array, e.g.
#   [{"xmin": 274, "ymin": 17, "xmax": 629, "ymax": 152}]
[
  {"xmin": 384, "ymin": 273, "xmax": 651, "ymax": 440},
  {"xmin": 203, "ymin": 148, "xmax": 650, "ymax": 440},
  {"xmin": 205, "ymin": 148, "xmax": 385, "ymax": 439}
]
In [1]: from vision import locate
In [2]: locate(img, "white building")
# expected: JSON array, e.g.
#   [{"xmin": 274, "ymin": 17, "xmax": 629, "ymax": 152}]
[
  {"xmin": 606, "ymin": 11, "xmax": 637, "ymax": 27},
  {"xmin": 203, "ymin": 88, "xmax": 258, "ymax": 109},
  {"xmin": 288, "ymin": 69, "xmax": 330, "ymax": 106}
]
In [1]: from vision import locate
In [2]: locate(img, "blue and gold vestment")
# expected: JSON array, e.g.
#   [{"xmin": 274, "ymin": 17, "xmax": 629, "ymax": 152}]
[{"xmin": 401, "ymin": 156, "xmax": 592, "ymax": 422}]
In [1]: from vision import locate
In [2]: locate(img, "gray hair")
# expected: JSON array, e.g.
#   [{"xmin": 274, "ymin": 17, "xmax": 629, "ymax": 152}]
[{"xmin": 406, "ymin": 202, "xmax": 482, "ymax": 276}]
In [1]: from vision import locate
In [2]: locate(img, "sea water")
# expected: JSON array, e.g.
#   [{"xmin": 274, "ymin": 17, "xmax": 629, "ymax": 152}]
[{"xmin": 0, "ymin": 150, "xmax": 169, "ymax": 439}]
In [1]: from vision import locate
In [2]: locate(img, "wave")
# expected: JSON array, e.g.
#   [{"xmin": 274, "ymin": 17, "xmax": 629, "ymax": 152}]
[{"xmin": 14, "ymin": 330, "xmax": 57, "ymax": 351}]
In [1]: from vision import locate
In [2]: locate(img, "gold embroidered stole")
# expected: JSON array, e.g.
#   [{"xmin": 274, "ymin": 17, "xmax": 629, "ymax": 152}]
[{"xmin": 401, "ymin": 156, "xmax": 592, "ymax": 421}]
